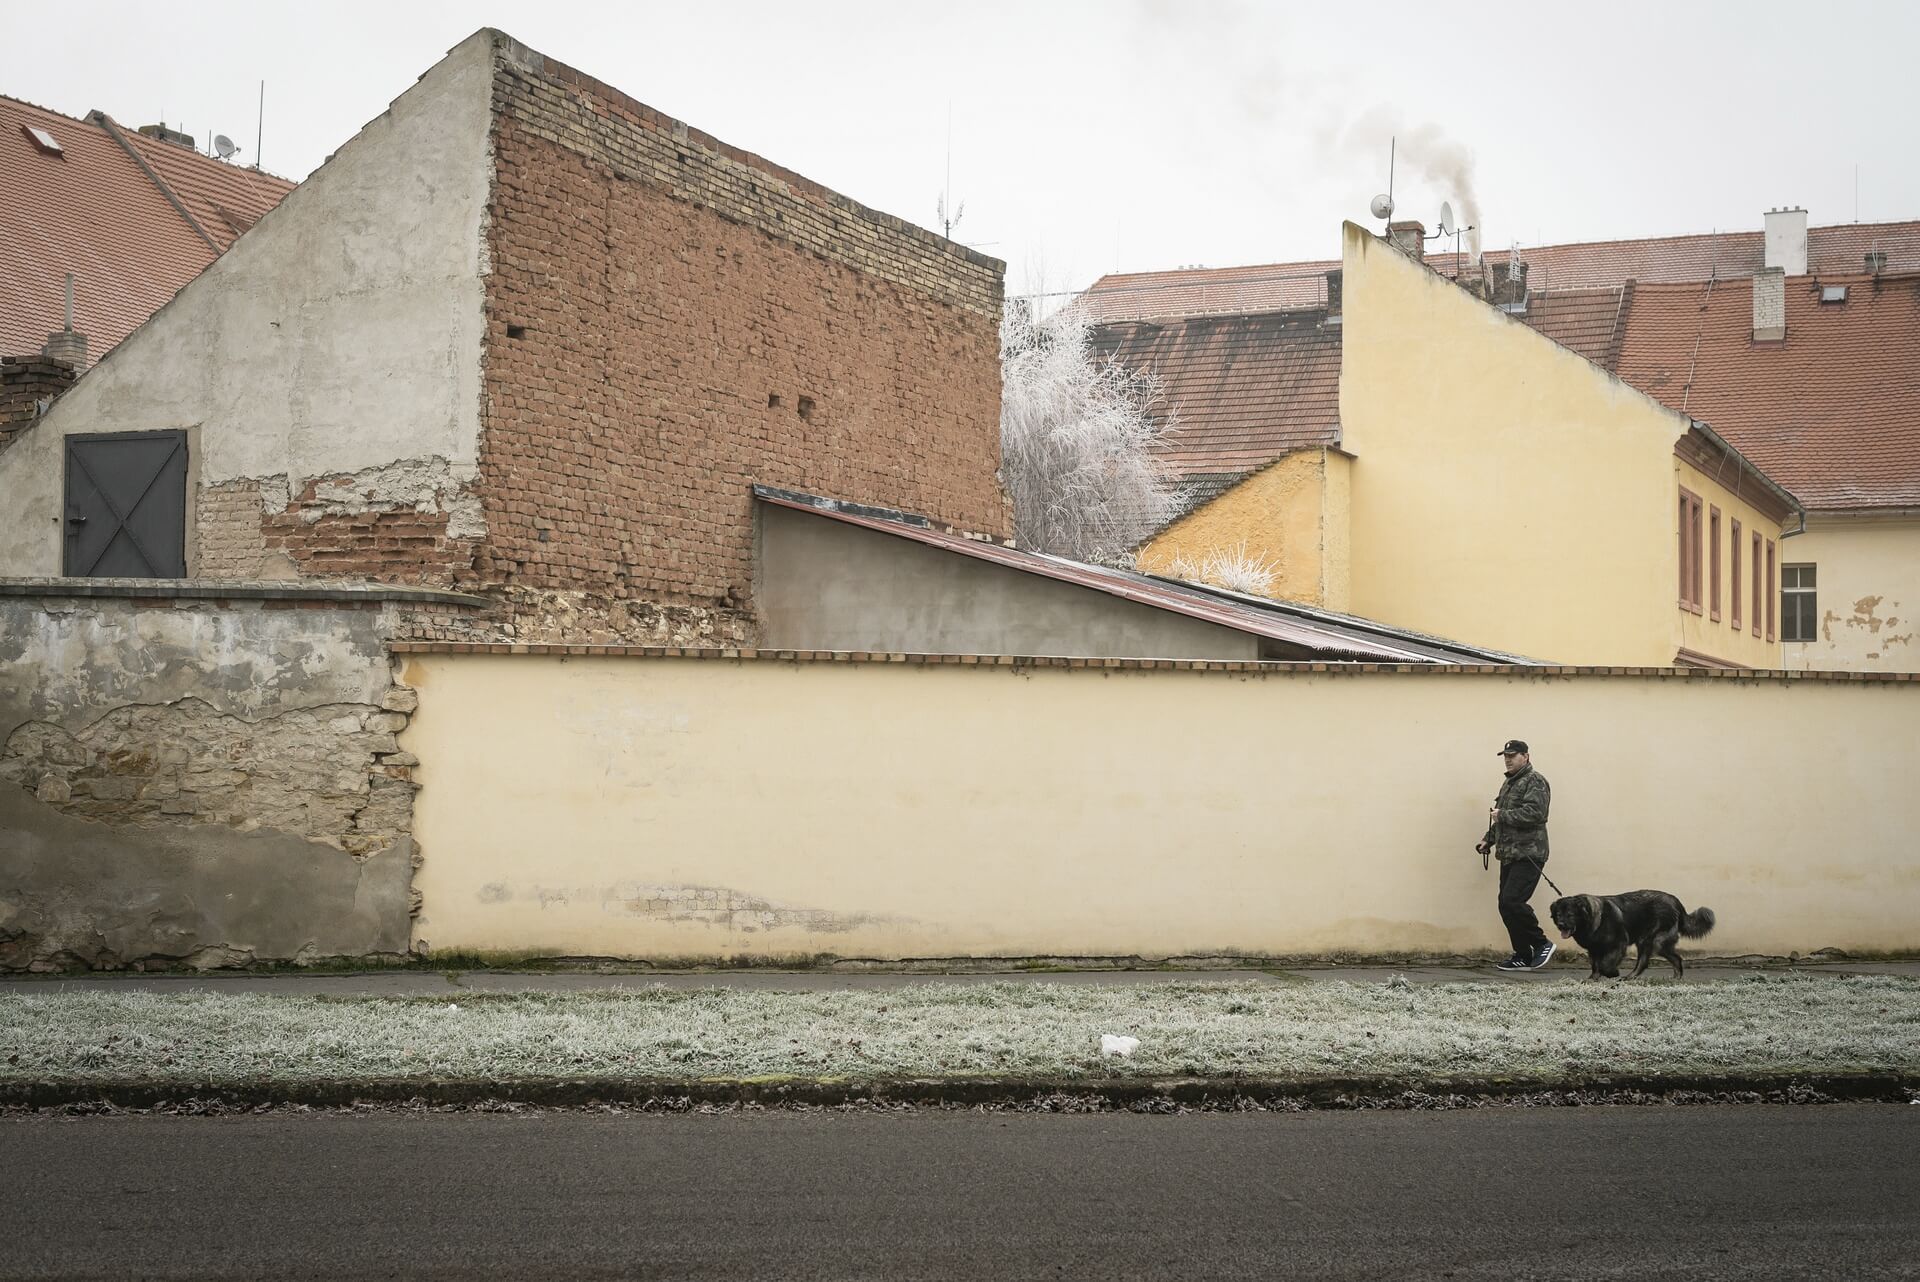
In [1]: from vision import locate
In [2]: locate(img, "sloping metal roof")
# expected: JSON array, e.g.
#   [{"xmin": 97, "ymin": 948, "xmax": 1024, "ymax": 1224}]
[{"xmin": 755, "ymin": 487, "xmax": 1547, "ymax": 665}]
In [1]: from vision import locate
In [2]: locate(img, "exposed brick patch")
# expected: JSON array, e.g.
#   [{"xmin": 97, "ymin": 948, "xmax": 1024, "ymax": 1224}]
[
  {"xmin": 471, "ymin": 49, "xmax": 1010, "ymax": 645},
  {"xmin": 196, "ymin": 479, "xmax": 287, "ymax": 580},
  {"xmin": 258, "ymin": 473, "xmax": 482, "ymax": 587}
]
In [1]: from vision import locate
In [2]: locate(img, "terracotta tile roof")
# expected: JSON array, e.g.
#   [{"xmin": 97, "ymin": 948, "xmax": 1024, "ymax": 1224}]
[
  {"xmin": 1078, "ymin": 263, "xmax": 1336, "ymax": 323},
  {"xmin": 1078, "ymin": 220, "xmax": 1920, "ymax": 321},
  {"xmin": 0, "ymin": 96, "xmax": 295, "ymax": 360},
  {"xmin": 1515, "ymin": 284, "xmax": 1634, "ymax": 371},
  {"xmin": 1087, "ymin": 311, "xmax": 1342, "ymax": 485},
  {"xmin": 1614, "ymin": 273, "xmax": 1920, "ymax": 511}
]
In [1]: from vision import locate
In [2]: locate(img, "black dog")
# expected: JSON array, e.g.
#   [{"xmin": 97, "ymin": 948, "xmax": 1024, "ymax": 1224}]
[{"xmin": 1548, "ymin": 892, "xmax": 1716, "ymax": 980}]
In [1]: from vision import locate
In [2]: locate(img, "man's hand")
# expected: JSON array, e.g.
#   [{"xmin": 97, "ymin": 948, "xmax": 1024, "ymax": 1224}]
[{"xmin": 1475, "ymin": 841, "xmax": 1490, "ymax": 856}]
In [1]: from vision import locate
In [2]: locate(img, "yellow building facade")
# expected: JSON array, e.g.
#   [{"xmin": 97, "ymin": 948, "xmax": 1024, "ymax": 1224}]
[{"xmin": 1138, "ymin": 223, "xmax": 1797, "ymax": 668}]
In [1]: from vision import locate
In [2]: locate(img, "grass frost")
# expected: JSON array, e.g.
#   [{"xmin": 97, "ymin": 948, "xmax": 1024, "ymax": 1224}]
[{"xmin": 2, "ymin": 976, "xmax": 1916, "ymax": 1087}]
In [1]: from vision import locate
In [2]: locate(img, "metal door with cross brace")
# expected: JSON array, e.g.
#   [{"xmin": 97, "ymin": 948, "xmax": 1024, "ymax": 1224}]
[{"xmin": 63, "ymin": 430, "xmax": 188, "ymax": 578}]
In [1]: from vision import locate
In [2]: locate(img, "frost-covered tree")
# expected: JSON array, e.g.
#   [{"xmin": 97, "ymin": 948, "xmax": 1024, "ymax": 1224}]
[{"xmin": 999, "ymin": 302, "xmax": 1186, "ymax": 564}]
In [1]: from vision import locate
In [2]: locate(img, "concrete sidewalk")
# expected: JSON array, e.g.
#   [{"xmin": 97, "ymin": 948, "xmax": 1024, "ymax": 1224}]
[{"xmin": 4, "ymin": 961, "xmax": 1916, "ymax": 996}]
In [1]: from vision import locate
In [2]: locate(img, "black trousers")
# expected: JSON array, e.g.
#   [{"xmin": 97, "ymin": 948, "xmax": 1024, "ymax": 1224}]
[{"xmin": 1497, "ymin": 857, "xmax": 1550, "ymax": 956}]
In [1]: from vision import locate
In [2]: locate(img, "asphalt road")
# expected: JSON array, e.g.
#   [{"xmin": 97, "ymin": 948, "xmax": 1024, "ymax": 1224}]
[{"xmin": 3, "ymin": 1105, "xmax": 1916, "ymax": 1281}]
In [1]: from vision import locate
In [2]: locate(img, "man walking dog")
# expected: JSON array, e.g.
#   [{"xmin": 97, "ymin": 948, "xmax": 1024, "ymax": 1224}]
[{"xmin": 1477, "ymin": 739, "xmax": 1555, "ymax": 972}]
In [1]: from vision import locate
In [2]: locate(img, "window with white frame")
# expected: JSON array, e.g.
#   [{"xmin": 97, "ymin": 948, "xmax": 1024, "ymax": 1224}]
[{"xmin": 1782, "ymin": 563, "xmax": 1818, "ymax": 643}]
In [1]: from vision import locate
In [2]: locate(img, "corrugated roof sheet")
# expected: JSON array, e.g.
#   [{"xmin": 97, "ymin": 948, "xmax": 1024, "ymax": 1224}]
[
  {"xmin": 755, "ymin": 487, "xmax": 1544, "ymax": 664},
  {"xmin": 0, "ymin": 95, "xmax": 295, "ymax": 359}
]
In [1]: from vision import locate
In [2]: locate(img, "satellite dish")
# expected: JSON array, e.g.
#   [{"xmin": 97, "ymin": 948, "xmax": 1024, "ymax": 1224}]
[
  {"xmin": 1369, "ymin": 193, "xmax": 1395, "ymax": 221},
  {"xmin": 1439, "ymin": 201, "xmax": 1456, "ymax": 236},
  {"xmin": 213, "ymin": 134, "xmax": 237, "ymax": 159}
]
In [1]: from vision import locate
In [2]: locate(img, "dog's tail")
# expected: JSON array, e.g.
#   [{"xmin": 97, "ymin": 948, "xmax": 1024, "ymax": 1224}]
[{"xmin": 1680, "ymin": 905, "xmax": 1716, "ymax": 938}]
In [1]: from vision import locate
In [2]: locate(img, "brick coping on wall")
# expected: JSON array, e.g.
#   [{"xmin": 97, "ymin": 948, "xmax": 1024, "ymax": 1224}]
[
  {"xmin": 0, "ymin": 578, "xmax": 492, "ymax": 607},
  {"xmin": 387, "ymin": 643, "xmax": 1920, "ymax": 684}
]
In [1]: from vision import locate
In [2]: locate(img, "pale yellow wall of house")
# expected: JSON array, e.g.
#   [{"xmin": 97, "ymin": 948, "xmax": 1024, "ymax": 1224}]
[
  {"xmin": 1780, "ymin": 516, "xmax": 1920, "ymax": 672},
  {"xmin": 1337, "ymin": 222, "xmax": 1789, "ymax": 666},
  {"xmin": 1320, "ymin": 449, "xmax": 1352, "ymax": 612},
  {"xmin": 1134, "ymin": 452, "xmax": 1329, "ymax": 604},
  {"xmin": 404, "ymin": 655, "xmax": 1920, "ymax": 962},
  {"xmin": 1673, "ymin": 456, "xmax": 1790, "ymax": 669}
]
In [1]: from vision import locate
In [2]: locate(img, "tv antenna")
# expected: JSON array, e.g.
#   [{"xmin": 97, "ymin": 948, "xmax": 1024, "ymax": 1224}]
[
  {"xmin": 212, "ymin": 134, "xmax": 238, "ymax": 161},
  {"xmin": 937, "ymin": 104, "xmax": 965, "ymax": 240},
  {"xmin": 1369, "ymin": 135, "xmax": 1396, "ymax": 225}
]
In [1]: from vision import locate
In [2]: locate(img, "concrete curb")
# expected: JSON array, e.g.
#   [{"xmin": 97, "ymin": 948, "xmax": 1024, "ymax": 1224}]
[{"xmin": 3, "ymin": 1072, "xmax": 1913, "ymax": 1112}]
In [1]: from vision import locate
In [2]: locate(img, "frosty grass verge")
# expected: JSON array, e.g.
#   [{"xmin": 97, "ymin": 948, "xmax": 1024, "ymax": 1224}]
[{"xmin": 3, "ymin": 977, "xmax": 1916, "ymax": 1088}]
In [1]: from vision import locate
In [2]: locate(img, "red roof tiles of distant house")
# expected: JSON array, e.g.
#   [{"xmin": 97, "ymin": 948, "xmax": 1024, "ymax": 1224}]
[
  {"xmin": 0, "ymin": 95, "xmax": 295, "ymax": 359},
  {"xmin": 1088, "ymin": 310, "xmax": 1342, "ymax": 492},
  {"xmin": 1077, "ymin": 220, "xmax": 1920, "ymax": 323},
  {"xmin": 1615, "ymin": 272, "xmax": 1920, "ymax": 511}
]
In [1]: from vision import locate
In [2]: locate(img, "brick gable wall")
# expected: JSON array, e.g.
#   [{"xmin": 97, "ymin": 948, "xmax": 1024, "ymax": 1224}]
[{"xmin": 469, "ymin": 44, "xmax": 1009, "ymax": 644}]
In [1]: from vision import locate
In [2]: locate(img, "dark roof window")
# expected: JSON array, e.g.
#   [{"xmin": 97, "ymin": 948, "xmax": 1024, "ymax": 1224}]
[{"xmin": 22, "ymin": 124, "xmax": 63, "ymax": 155}]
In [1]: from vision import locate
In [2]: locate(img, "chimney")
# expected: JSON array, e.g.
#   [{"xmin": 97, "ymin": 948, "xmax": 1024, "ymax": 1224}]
[
  {"xmin": 1324, "ymin": 269, "xmax": 1342, "ymax": 322},
  {"xmin": 136, "ymin": 122, "xmax": 196, "ymax": 150},
  {"xmin": 1752, "ymin": 267, "xmax": 1786, "ymax": 342},
  {"xmin": 42, "ymin": 273, "xmax": 89, "ymax": 372},
  {"xmin": 1386, "ymin": 221, "xmax": 1426, "ymax": 261},
  {"xmin": 0, "ymin": 355, "xmax": 78, "ymax": 449},
  {"xmin": 43, "ymin": 330, "xmax": 88, "ymax": 371},
  {"xmin": 1491, "ymin": 259, "xmax": 1530, "ymax": 311},
  {"xmin": 1865, "ymin": 250, "xmax": 1888, "ymax": 275},
  {"xmin": 1763, "ymin": 207, "xmax": 1808, "ymax": 276}
]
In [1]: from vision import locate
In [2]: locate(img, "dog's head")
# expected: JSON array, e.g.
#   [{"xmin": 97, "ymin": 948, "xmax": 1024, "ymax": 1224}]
[{"xmin": 1548, "ymin": 896, "xmax": 1592, "ymax": 940}]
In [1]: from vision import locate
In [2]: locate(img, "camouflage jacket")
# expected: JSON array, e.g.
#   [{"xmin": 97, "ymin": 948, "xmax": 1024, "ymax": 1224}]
[{"xmin": 1482, "ymin": 765, "xmax": 1550, "ymax": 863}]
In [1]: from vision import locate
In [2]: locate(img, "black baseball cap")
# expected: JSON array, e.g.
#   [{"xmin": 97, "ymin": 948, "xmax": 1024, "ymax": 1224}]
[{"xmin": 1498, "ymin": 740, "xmax": 1529, "ymax": 756}]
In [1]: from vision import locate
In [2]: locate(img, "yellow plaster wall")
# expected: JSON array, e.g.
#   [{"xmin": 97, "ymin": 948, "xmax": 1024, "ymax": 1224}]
[
  {"xmin": 1135, "ymin": 452, "xmax": 1327, "ymax": 603},
  {"xmin": 1781, "ymin": 517, "xmax": 1920, "ymax": 672},
  {"xmin": 1319, "ymin": 450, "xmax": 1353, "ymax": 612},
  {"xmin": 403, "ymin": 655, "xmax": 1920, "ymax": 962},
  {"xmin": 1673, "ymin": 457, "xmax": 1789, "ymax": 668},
  {"xmin": 1338, "ymin": 222, "xmax": 1748, "ymax": 666}
]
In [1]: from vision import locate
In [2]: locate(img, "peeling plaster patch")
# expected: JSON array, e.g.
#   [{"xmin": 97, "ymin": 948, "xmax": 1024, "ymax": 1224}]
[
  {"xmin": 473, "ymin": 881, "xmax": 902, "ymax": 934},
  {"xmin": 274, "ymin": 456, "xmax": 486, "ymax": 539},
  {"xmin": 1, "ymin": 697, "xmax": 415, "ymax": 858},
  {"xmin": 0, "ymin": 598, "xmax": 392, "ymax": 728}
]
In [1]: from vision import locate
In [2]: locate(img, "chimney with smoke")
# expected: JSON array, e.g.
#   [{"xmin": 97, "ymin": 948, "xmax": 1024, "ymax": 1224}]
[{"xmin": 1386, "ymin": 221, "xmax": 1426, "ymax": 261}]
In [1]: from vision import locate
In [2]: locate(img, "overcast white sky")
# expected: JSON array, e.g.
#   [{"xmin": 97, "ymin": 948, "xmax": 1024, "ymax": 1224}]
[{"xmin": 9, "ymin": 0, "xmax": 1919, "ymax": 298}]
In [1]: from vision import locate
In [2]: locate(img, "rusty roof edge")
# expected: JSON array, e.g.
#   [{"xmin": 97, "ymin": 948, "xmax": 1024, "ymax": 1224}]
[
  {"xmin": 1134, "ymin": 571, "xmax": 1549, "ymax": 665},
  {"xmin": 754, "ymin": 489, "xmax": 1445, "ymax": 662}
]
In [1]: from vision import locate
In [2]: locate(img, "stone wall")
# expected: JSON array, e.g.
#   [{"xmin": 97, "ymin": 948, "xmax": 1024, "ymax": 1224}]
[
  {"xmin": 471, "ymin": 37, "xmax": 1010, "ymax": 644},
  {"xmin": 0, "ymin": 582, "xmax": 482, "ymax": 971}
]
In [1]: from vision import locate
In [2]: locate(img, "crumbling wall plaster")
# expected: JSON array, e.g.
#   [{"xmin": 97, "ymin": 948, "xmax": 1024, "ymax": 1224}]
[{"xmin": 0, "ymin": 591, "xmax": 436, "ymax": 970}]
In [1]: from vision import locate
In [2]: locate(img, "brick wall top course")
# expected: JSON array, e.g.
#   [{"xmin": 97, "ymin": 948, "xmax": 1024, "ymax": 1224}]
[
  {"xmin": 490, "ymin": 32, "xmax": 1003, "ymax": 319},
  {"xmin": 386, "ymin": 642, "xmax": 1920, "ymax": 684},
  {"xmin": 0, "ymin": 578, "xmax": 492, "ymax": 607}
]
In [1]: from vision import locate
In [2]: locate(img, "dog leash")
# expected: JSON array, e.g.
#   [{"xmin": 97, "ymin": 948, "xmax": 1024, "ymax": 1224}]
[{"xmin": 1514, "ymin": 850, "xmax": 1563, "ymax": 897}]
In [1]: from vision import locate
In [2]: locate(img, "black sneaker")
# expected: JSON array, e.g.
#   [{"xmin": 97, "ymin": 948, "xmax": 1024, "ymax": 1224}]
[
  {"xmin": 1528, "ymin": 941, "xmax": 1557, "ymax": 970},
  {"xmin": 1494, "ymin": 953, "xmax": 1531, "ymax": 972}
]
